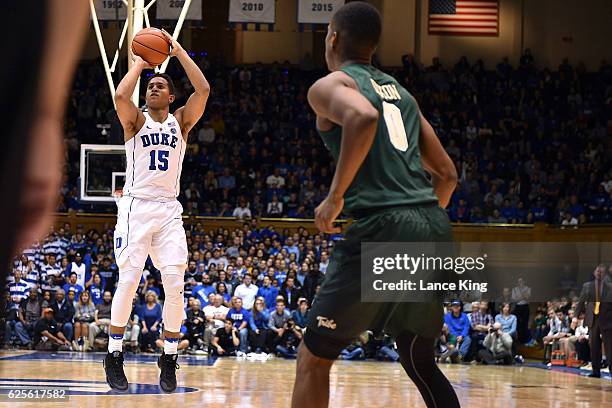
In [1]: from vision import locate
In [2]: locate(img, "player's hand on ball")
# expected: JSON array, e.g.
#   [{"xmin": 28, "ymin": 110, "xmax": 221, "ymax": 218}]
[
  {"xmin": 131, "ymin": 53, "xmax": 154, "ymax": 70},
  {"xmin": 161, "ymin": 29, "xmax": 183, "ymax": 57},
  {"xmin": 315, "ymin": 195, "xmax": 343, "ymax": 234}
]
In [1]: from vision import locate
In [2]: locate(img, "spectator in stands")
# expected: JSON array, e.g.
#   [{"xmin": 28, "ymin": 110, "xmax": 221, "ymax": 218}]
[
  {"xmin": 123, "ymin": 296, "xmax": 140, "ymax": 353},
  {"xmin": 51, "ymin": 288, "xmax": 74, "ymax": 341},
  {"xmin": 257, "ymin": 275, "xmax": 279, "ymax": 311},
  {"xmin": 41, "ymin": 253, "xmax": 63, "ymax": 294},
  {"xmin": 216, "ymin": 282, "xmax": 231, "ymax": 306},
  {"xmin": 33, "ymin": 308, "xmax": 71, "ymax": 351},
  {"xmin": 22, "ymin": 261, "xmax": 40, "ymax": 291},
  {"xmin": 204, "ymin": 294, "xmax": 229, "ymax": 352},
  {"xmin": 532, "ymin": 307, "xmax": 548, "ymax": 344},
  {"xmin": 41, "ymin": 291, "xmax": 52, "ymax": 309},
  {"xmin": 512, "ymin": 277, "xmax": 532, "ymax": 344},
  {"xmin": 444, "ymin": 300, "xmax": 471, "ymax": 360},
  {"xmin": 292, "ymin": 298, "xmax": 309, "ymax": 330},
  {"xmin": 63, "ymin": 272, "xmax": 84, "ymax": 298},
  {"xmin": 268, "ymin": 299, "xmax": 291, "ymax": 351},
  {"xmin": 319, "ymin": 251, "xmax": 329, "ymax": 274},
  {"xmin": 436, "ymin": 323, "xmax": 459, "ymax": 364},
  {"xmin": 232, "ymin": 200, "xmax": 251, "ymax": 219},
  {"xmin": 88, "ymin": 290, "xmax": 112, "ymax": 349},
  {"xmin": 571, "ymin": 312, "xmax": 590, "ymax": 363},
  {"xmin": 185, "ymin": 299, "xmax": 206, "ymax": 353},
  {"xmin": 495, "ymin": 302, "xmax": 517, "ymax": 340},
  {"xmin": 543, "ymin": 309, "xmax": 570, "ymax": 363},
  {"xmin": 226, "ymin": 297, "xmax": 250, "ymax": 353},
  {"xmin": 139, "ymin": 290, "xmax": 162, "ymax": 352},
  {"xmin": 65, "ymin": 252, "xmax": 89, "ymax": 289},
  {"xmin": 470, "ymin": 301, "xmax": 493, "ymax": 360},
  {"xmin": 478, "ymin": 322, "xmax": 513, "ymax": 365},
  {"xmin": 73, "ymin": 290, "xmax": 95, "ymax": 351},
  {"xmin": 8, "ymin": 270, "xmax": 29, "ymax": 304},
  {"xmin": 275, "ymin": 317, "xmax": 302, "ymax": 359},
  {"xmin": 558, "ymin": 311, "xmax": 584, "ymax": 362},
  {"xmin": 88, "ymin": 273, "xmax": 104, "ymax": 305},
  {"xmin": 211, "ymin": 318, "xmax": 239, "ymax": 357},
  {"xmin": 302, "ymin": 263, "xmax": 324, "ymax": 303},
  {"xmin": 495, "ymin": 288, "xmax": 513, "ymax": 312},
  {"xmin": 248, "ymin": 297, "xmax": 270, "ymax": 354},
  {"xmin": 97, "ymin": 256, "xmax": 117, "ymax": 292},
  {"xmin": 14, "ymin": 288, "xmax": 42, "ymax": 348},
  {"xmin": 280, "ymin": 276, "xmax": 301, "ymax": 311},
  {"xmin": 339, "ymin": 332, "xmax": 369, "ymax": 360},
  {"xmin": 192, "ymin": 274, "xmax": 216, "ymax": 306},
  {"xmin": 266, "ymin": 194, "xmax": 283, "ymax": 217},
  {"xmin": 234, "ymin": 273, "xmax": 259, "ymax": 310}
]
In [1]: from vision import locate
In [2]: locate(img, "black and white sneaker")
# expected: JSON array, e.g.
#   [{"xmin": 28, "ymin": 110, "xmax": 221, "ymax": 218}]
[
  {"xmin": 103, "ymin": 351, "xmax": 129, "ymax": 392},
  {"xmin": 157, "ymin": 352, "xmax": 179, "ymax": 393}
]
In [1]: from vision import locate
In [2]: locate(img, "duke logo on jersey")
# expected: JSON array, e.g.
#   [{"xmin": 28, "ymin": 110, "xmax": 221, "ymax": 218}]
[{"xmin": 140, "ymin": 133, "xmax": 178, "ymax": 149}]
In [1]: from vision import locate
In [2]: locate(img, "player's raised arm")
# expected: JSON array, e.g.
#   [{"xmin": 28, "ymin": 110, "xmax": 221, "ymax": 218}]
[
  {"xmin": 418, "ymin": 111, "xmax": 457, "ymax": 208},
  {"xmin": 307, "ymin": 72, "xmax": 379, "ymax": 233},
  {"xmin": 114, "ymin": 55, "xmax": 149, "ymax": 139},
  {"xmin": 162, "ymin": 29, "xmax": 211, "ymax": 136}
]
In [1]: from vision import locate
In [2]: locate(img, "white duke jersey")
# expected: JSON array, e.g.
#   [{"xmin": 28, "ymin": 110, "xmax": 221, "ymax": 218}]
[{"xmin": 123, "ymin": 112, "xmax": 185, "ymax": 201}]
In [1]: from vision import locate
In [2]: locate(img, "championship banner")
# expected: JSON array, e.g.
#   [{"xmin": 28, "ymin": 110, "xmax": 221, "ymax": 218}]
[
  {"xmin": 156, "ymin": 0, "xmax": 202, "ymax": 20},
  {"xmin": 92, "ymin": 0, "xmax": 128, "ymax": 20},
  {"xmin": 228, "ymin": 0, "xmax": 275, "ymax": 23},
  {"xmin": 297, "ymin": 0, "xmax": 344, "ymax": 24}
]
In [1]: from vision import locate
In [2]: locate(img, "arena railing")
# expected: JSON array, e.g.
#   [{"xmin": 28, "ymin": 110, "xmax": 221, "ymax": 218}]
[{"xmin": 53, "ymin": 213, "xmax": 612, "ymax": 242}]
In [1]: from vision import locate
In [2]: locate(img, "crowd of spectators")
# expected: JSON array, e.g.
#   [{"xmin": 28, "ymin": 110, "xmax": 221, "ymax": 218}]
[
  {"xmin": 3, "ymin": 223, "xmax": 611, "ymax": 372},
  {"xmin": 1, "ymin": 221, "xmax": 334, "ymax": 357},
  {"xmin": 59, "ymin": 50, "xmax": 612, "ymax": 224}
]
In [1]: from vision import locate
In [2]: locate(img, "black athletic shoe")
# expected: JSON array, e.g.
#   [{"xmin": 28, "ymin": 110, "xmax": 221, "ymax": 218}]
[
  {"xmin": 103, "ymin": 351, "xmax": 129, "ymax": 391},
  {"xmin": 588, "ymin": 373, "xmax": 601, "ymax": 378},
  {"xmin": 157, "ymin": 352, "xmax": 180, "ymax": 393}
]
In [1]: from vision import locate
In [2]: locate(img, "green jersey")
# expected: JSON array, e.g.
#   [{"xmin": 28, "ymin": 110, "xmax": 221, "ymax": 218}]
[{"xmin": 318, "ymin": 63, "xmax": 438, "ymax": 215}]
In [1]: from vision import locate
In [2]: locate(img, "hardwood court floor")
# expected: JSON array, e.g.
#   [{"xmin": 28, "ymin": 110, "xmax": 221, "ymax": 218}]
[{"xmin": 0, "ymin": 351, "xmax": 610, "ymax": 407}]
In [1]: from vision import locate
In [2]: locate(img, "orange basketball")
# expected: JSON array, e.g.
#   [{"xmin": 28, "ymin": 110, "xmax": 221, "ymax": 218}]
[{"xmin": 131, "ymin": 27, "xmax": 170, "ymax": 66}]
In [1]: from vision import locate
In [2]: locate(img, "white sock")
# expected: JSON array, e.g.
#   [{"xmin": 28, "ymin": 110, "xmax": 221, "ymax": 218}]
[
  {"xmin": 164, "ymin": 338, "xmax": 179, "ymax": 355},
  {"xmin": 108, "ymin": 334, "xmax": 123, "ymax": 353}
]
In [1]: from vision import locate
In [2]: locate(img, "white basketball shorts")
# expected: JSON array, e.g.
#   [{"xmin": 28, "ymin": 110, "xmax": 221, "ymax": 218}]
[{"xmin": 113, "ymin": 196, "xmax": 188, "ymax": 269}]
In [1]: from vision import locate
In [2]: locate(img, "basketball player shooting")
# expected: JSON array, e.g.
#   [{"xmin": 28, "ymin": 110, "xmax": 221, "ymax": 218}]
[
  {"xmin": 291, "ymin": 3, "xmax": 459, "ymax": 408},
  {"xmin": 103, "ymin": 30, "xmax": 210, "ymax": 393}
]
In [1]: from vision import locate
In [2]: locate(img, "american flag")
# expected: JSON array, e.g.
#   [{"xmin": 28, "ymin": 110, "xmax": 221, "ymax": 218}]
[{"xmin": 428, "ymin": 0, "xmax": 499, "ymax": 36}]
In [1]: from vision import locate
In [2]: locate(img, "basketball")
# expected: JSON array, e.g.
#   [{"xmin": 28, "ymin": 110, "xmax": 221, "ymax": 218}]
[{"xmin": 131, "ymin": 27, "xmax": 170, "ymax": 66}]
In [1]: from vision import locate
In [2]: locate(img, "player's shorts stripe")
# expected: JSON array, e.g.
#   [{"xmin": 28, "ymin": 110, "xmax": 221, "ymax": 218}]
[{"xmin": 117, "ymin": 197, "xmax": 135, "ymax": 259}]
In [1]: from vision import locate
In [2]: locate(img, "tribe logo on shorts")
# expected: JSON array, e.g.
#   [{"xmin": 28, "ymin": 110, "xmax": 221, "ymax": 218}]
[{"xmin": 316, "ymin": 316, "xmax": 337, "ymax": 330}]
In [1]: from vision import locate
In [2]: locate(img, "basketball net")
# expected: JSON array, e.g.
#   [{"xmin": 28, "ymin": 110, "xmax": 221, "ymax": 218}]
[{"xmin": 89, "ymin": 0, "xmax": 193, "ymax": 107}]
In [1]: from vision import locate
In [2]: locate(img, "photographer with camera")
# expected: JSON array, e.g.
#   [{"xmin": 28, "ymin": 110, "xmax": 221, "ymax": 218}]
[
  {"xmin": 276, "ymin": 317, "xmax": 302, "ymax": 358},
  {"xmin": 477, "ymin": 322, "xmax": 513, "ymax": 365}
]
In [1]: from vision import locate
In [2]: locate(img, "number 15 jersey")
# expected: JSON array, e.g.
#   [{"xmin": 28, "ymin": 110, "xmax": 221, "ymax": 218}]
[{"xmin": 123, "ymin": 112, "xmax": 185, "ymax": 201}]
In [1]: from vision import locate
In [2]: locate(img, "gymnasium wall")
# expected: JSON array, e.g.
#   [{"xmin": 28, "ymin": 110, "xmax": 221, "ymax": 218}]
[
  {"xmin": 238, "ymin": 0, "xmax": 313, "ymax": 64},
  {"xmin": 522, "ymin": 0, "xmax": 612, "ymax": 70},
  {"xmin": 82, "ymin": 1, "xmax": 612, "ymax": 69}
]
